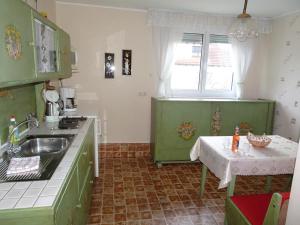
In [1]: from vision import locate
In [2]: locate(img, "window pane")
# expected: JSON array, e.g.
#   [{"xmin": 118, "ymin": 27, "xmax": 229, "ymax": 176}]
[
  {"xmin": 205, "ymin": 35, "xmax": 233, "ymax": 91},
  {"xmin": 171, "ymin": 33, "xmax": 203, "ymax": 90}
]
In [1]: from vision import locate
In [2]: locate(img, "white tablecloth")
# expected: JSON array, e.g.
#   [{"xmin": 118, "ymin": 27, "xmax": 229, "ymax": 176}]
[{"xmin": 190, "ymin": 135, "xmax": 298, "ymax": 188}]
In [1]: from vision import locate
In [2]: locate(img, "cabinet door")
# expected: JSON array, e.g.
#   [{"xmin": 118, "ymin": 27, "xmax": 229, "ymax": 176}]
[
  {"xmin": 0, "ymin": 0, "xmax": 35, "ymax": 85},
  {"xmin": 213, "ymin": 102, "xmax": 273, "ymax": 135},
  {"xmin": 32, "ymin": 11, "xmax": 59, "ymax": 78},
  {"xmin": 74, "ymin": 166, "xmax": 93, "ymax": 225},
  {"xmin": 156, "ymin": 101, "xmax": 212, "ymax": 161},
  {"xmin": 55, "ymin": 168, "xmax": 78, "ymax": 225},
  {"xmin": 58, "ymin": 29, "xmax": 72, "ymax": 78}
]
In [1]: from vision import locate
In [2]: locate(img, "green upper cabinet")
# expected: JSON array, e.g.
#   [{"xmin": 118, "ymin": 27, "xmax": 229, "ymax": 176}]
[
  {"xmin": 0, "ymin": 0, "xmax": 35, "ymax": 86},
  {"xmin": 58, "ymin": 29, "xmax": 72, "ymax": 78},
  {"xmin": 0, "ymin": 0, "xmax": 72, "ymax": 88}
]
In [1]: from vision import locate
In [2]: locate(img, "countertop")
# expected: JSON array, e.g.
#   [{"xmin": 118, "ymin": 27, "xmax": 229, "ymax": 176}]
[
  {"xmin": 61, "ymin": 107, "xmax": 99, "ymax": 118},
  {"xmin": 152, "ymin": 97, "xmax": 275, "ymax": 102},
  {"xmin": 0, "ymin": 118, "xmax": 93, "ymax": 210}
]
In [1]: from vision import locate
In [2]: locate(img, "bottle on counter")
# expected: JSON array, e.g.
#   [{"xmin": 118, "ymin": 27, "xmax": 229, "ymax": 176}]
[
  {"xmin": 8, "ymin": 116, "xmax": 19, "ymax": 144},
  {"xmin": 231, "ymin": 126, "xmax": 240, "ymax": 153}
]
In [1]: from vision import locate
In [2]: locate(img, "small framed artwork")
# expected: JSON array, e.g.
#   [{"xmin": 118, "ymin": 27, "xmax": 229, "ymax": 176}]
[
  {"xmin": 105, "ymin": 53, "xmax": 115, "ymax": 78},
  {"xmin": 122, "ymin": 50, "xmax": 132, "ymax": 75}
]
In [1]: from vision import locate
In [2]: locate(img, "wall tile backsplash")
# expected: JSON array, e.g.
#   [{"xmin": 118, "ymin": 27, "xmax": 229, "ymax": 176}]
[{"xmin": 0, "ymin": 85, "xmax": 36, "ymax": 143}]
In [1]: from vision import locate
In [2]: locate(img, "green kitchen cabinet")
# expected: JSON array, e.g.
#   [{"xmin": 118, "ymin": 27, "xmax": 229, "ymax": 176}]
[
  {"xmin": 58, "ymin": 29, "xmax": 72, "ymax": 78},
  {"xmin": 151, "ymin": 98, "xmax": 275, "ymax": 164},
  {"xmin": 0, "ymin": 0, "xmax": 35, "ymax": 87},
  {"xmin": 55, "ymin": 168, "xmax": 78, "ymax": 225},
  {"xmin": 0, "ymin": 121, "xmax": 95, "ymax": 225},
  {"xmin": 0, "ymin": 0, "xmax": 72, "ymax": 88}
]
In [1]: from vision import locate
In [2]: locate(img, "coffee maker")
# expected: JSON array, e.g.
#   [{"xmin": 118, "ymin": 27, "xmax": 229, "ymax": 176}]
[{"xmin": 60, "ymin": 87, "xmax": 77, "ymax": 112}]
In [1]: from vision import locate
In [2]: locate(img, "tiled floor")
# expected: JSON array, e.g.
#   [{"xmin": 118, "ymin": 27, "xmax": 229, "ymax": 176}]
[{"xmin": 87, "ymin": 157, "xmax": 290, "ymax": 225}]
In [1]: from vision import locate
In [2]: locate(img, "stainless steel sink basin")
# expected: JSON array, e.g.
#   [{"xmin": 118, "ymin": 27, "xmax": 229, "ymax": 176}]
[
  {"xmin": 19, "ymin": 134, "xmax": 74, "ymax": 156},
  {"xmin": 0, "ymin": 134, "xmax": 75, "ymax": 182}
]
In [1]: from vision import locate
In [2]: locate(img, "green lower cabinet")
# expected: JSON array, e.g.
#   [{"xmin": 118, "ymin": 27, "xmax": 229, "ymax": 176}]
[
  {"xmin": 151, "ymin": 98, "xmax": 275, "ymax": 163},
  {"xmin": 75, "ymin": 166, "xmax": 94, "ymax": 225},
  {"xmin": 0, "ymin": 121, "xmax": 95, "ymax": 225},
  {"xmin": 55, "ymin": 168, "xmax": 78, "ymax": 225}
]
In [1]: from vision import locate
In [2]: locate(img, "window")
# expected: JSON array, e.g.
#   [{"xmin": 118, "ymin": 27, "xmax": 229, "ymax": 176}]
[{"xmin": 170, "ymin": 33, "xmax": 234, "ymax": 97}]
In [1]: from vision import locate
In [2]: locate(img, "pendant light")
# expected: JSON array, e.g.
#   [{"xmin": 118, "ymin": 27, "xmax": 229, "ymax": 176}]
[{"xmin": 229, "ymin": 0, "xmax": 259, "ymax": 42}]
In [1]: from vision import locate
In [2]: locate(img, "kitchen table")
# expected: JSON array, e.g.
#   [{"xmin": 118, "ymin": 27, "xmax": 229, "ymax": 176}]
[{"xmin": 190, "ymin": 135, "xmax": 298, "ymax": 197}]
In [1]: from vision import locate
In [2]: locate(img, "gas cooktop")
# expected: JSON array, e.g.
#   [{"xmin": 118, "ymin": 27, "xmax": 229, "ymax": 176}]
[{"xmin": 58, "ymin": 117, "xmax": 87, "ymax": 129}]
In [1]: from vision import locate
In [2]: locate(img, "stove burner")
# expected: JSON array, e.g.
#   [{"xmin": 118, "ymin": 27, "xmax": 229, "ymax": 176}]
[{"xmin": 59, "ymin": 117, "xmax": 87, "ymax": 129}]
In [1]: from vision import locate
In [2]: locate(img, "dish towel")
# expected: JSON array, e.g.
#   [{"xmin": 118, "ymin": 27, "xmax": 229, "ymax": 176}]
[{"xmin": 6, "ymin": 156, "xmax": 40, "ymax": 177}]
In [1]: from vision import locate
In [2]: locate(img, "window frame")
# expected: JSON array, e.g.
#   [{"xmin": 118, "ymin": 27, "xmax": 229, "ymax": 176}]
[{"xmin": 170, "ymin": 32, "xmax": 236, "ymax": 99}]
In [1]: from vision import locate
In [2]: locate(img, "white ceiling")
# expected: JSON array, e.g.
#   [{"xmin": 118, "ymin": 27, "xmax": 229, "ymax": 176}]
[{"xmin": 57, "ymin": 0, "xmax": 300, "ymax": 18}]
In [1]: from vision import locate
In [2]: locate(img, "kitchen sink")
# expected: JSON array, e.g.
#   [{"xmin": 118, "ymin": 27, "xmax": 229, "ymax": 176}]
[
  {"xmin": 0, "ymin": 134, "xmax": 75, "ymax": 182},
  {"xmin": 19, "ymin": 134, "xmax": 74, "ymax": 156}
]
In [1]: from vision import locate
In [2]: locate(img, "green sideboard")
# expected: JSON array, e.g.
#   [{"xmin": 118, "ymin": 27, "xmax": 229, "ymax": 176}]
[
  {"xmin": 150, "ymin": 97, "xmax": 275, "ymax": 165},
  {"xmin": 0, "ymin": 0, "xmax": 71, "ymax": 88},
  {"xmin": 0, "ymin": 122, "xmax": 95, "ymax": 225}
]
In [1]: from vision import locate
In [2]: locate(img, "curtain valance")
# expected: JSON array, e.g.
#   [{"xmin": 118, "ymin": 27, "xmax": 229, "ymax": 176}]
[{"xmin": 147, "ymin": 9, "xmax": 272, "ymax": 34}]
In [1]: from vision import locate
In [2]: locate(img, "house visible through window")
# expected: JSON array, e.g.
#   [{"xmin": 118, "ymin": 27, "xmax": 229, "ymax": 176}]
[{"xmin": 171, "ymin": 33, "xmax": 234, "ymax": 97}]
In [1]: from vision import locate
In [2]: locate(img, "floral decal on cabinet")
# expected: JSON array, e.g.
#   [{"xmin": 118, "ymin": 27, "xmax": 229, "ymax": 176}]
[
  {"xmin": 177, "ymin": 122, "xmax": 196, "ymax": 140},
  {"xmin": 5, "ymin": 25, "xmax": 22, "ymax": 60},
  {"xmin": 211, "ymin": 108, "xmax": 221, "ymax": 135}
]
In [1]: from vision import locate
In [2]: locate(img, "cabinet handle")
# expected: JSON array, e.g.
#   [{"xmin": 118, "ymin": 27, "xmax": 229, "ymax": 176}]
[
  {"xmin": 90, "ymin": 180, "xmax": 94, "ymax": 184},
  {"xmin": 28, "ymin": 41, "xmax": 35, "ymax": 46},
  {"xmin": 82, "ymin": 151, "xmax": 87, "ymax": 156},
  {"xmin": 89, "ymin": 161, "xmax": 93, "ymax": 165},
  {"xmin": 76, "ymin": 204, "xmax": 82, "ymax": 208}
]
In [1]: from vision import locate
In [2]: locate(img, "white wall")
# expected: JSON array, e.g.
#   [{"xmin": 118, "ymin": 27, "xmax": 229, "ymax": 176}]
[
  {"xmin": 262, "ymin": 13, "xmax": 300, "ymax": 141},
  {"xmin": 56, "ymin": 2, "xmax": 156, "ymax": 143},
  {"xmin": 55, "ymin": 2, "xmax": 272, "ymax": 143}
]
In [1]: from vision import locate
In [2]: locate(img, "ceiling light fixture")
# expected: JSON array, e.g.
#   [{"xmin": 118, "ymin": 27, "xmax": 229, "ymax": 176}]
[{"xmin": 229, "ymin": 0, "xmax": 259, "ymax": 42}]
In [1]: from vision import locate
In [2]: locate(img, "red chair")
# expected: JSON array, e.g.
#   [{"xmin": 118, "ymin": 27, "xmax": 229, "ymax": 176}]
[{"xmin": 225, "ymin": 192, "xmax": 290, "ymax": 225}]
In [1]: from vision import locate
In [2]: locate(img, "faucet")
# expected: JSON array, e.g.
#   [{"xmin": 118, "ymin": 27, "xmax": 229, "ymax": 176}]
[{"xmin": 7, "ymin": 113, "xmax": 39, "ymax": 154}]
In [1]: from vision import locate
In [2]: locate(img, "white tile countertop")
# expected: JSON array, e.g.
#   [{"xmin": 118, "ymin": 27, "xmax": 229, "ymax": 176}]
[{"xmin": 0, "ymin": 118, "xmax": 93, "ymax": 210}]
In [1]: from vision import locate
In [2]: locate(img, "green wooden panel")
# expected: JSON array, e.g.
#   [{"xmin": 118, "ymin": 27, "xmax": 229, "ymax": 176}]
[
  {"xmin": 58, "ymin": 29, "xmax": 72, "ymax": 78},
  {"xmin": 151, "ymin": 98, "xmax": 275, "ymax": 163},
  {"xmin": 55, "ymin": 167, "xmax": 79, "ymax": 225},
  {"xmin": 77, "ymin": 144, "xmax": 89, "ymax": 194},
  {"xmin": 75, "ymin": 165, "xmax": 93, "ymax": 225},
  {"xmin": 0, "ymin": 0, "xmax": 35, "ymax": 84},
  {"xmin": 0, "ymin": 84, "xmax": 36, "ymax": 143},
  {"xmin": 213, "ymin": 102, "xmax": 273, "ymax": 135},
  {"xmin": 77, "ymin": 122, "xmax": 94, "ymax": 195},
  {"xmin": 0, "ymin": 207, "xmax": 54, "ymax": 225},
  {"xmin": 156, "ymin": 101, "xmax": 212, "ymax": 161}
]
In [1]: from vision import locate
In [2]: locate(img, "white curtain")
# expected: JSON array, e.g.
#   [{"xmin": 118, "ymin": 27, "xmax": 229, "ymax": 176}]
[
  {"xmin": 230, "ymin": 38, "xmax": 256, "ymax": 99},
  {"xmin": 153, "ymin": 27, "xmax": 181, "ymax": 97},
  {"xmin": 148, "ymin": 9, "xmax": 272, "ymax": 98}
]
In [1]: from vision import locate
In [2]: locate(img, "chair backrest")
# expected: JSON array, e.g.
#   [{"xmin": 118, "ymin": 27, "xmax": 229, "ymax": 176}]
[{"xmin": 263, "ymin": 192, "xmax": 290, "ymax": 225}]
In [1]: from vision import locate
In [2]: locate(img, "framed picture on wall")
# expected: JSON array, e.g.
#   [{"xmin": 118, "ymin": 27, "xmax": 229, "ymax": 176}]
[
  {"xmin": 122, "ymin": 50, "xmax": 132, "ymax": 75},
  {"xmin": 105, "ymin": 53, "xmax": 115, "ymax": 78}
]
